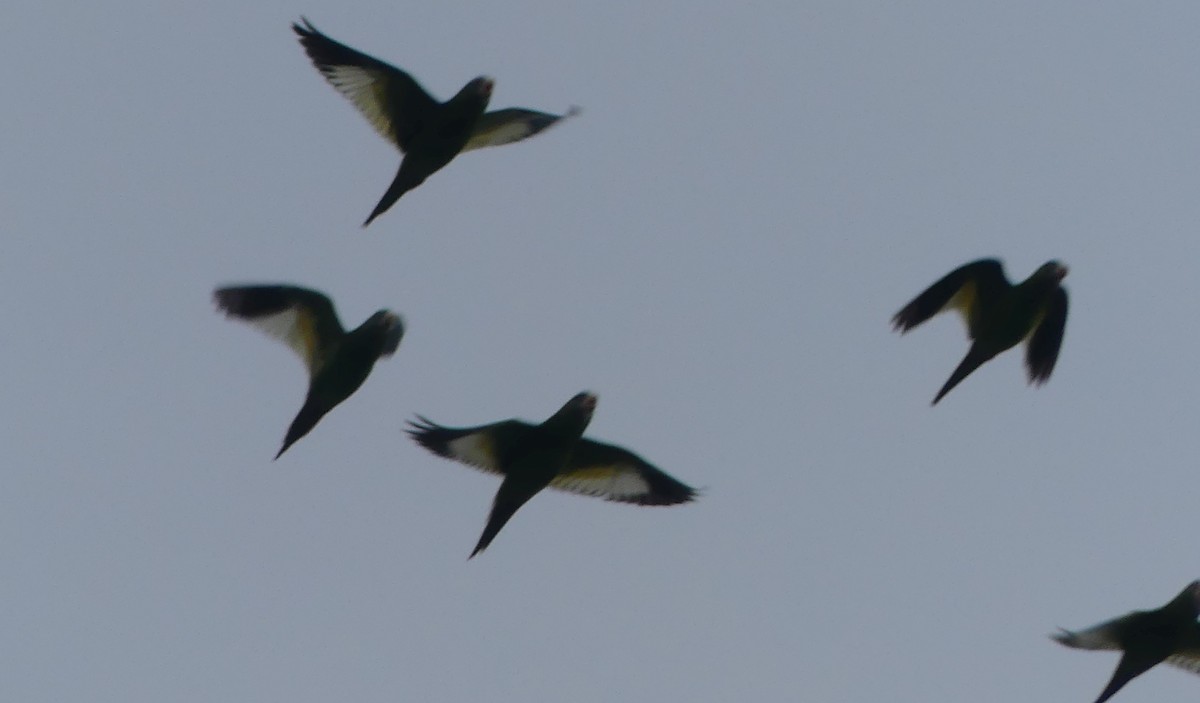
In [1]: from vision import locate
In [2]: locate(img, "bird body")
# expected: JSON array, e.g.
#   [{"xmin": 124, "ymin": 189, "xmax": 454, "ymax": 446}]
[
  {"xmin": 892, "ymin": 258, "xmax": 1068, "ymax": 404},
  {"xmin": 214, "ymin": 285, "xmax": 404, "ymax": 459},
  {"xmin": 292, "ymin": 18, "xmax": 578, "ymax": 226},
  {"xmin": 1053, "ymin": 580, "xmax": 1200, "ymax": 703},
  {"xmin": 467, "ymin": 394, "xmax": 595, "ymax": 557},
  {"xmin": 407, "ymin": 392, "xmax": 696, "ymax": 557}
]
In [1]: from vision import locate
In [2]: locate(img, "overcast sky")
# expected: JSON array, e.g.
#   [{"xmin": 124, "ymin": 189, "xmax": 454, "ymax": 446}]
[{"xmin": 5, "ymin": 1, "xmax": 1200, "ymax": 701}]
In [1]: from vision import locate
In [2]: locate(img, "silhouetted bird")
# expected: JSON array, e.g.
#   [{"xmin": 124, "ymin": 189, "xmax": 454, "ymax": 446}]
[
  {"xmin": 214, "ymin": 284, "xmax": 403, "ymax": 459},
  {"xmin": 892, "ymin": 258, "xmax": 1068, "ymax": 404},
  {"xmin": 1053, "ymin": 580, "xmax": 1200, "ymax": 703},
  {"xmin": 407, "ymin": 392, "xmax": 696, "ymax": 557},
  {"xmin": 293, "ymin": 17, "xmax": 579, "ymax": 226}
]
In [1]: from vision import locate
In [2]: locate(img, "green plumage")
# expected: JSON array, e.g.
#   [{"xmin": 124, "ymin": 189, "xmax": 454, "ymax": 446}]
[
  {"xmin": 892, "ymin": 259, "xmax": 1069, "ymax": 404},
  {"xmin": 214, "ymin": 285, "xmax": 404, "ymax": 459},
  {"xmin": 293, "ymin": 18, "xmax": 577, "ymax": 227},
  {"xmin": 407, "ymin": 392, "xmax": 697, "ymax": 557},
  {"xmin": 1053, "ymin": 581, "xmax": 1200, "ymax": 703}
]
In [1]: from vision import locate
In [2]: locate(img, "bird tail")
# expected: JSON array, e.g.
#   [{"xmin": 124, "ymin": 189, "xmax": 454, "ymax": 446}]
[
  {"xmin": 470, "ymin": 480, "xmax": 541, "ymax": 559},
  {"xmin": 932, "ymin": 346, "xmax": 993, "ymax": 405},
  {"xmin": 1092, "ymin": 652, "xmax": 1161, "ymax": 703},
  {"xmin": 362, "ymin": 164, "xmax": 427, "ymax": 227},
  {"xmin": 275, "ymin": 399, "xmax": 328, "ymax": 459}
]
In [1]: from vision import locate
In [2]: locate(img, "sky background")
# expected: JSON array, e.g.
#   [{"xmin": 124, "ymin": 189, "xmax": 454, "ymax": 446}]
[{"xmin": 4, "ymin": 1, "xmax": 1200, "ymax": 701}]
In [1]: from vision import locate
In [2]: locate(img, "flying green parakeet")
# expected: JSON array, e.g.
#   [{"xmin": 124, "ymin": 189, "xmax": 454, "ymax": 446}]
[
  {"xmin": 214, "ymin": 284, "xmax": 404, "ymax": 459},
  {"xmin": 293, "ymin": 17, "xmax": 579, "ymax": 227},
  {"xmin": 407, "ymin": 392, "xmax": 697, "ymax": 558},
  {"xmin": 1053, "ymin": 580, "xmax": 1200, "ymax": 703},
  {"xmin": 892, "ymin": 258, "xmax": 1068, "ymax": 404}
]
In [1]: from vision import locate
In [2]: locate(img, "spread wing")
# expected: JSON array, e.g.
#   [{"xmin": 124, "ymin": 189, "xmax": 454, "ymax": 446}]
[
  {"xmin": 293, "ymin": 17, "xmax": 438, "ymax": 152},
  {"xmin": 214, "ymin": 284, "xmax": 344, "ymax": 375},
  {"xmin": 1165, "ymin": 652, "xmax": 1200, "ymax": 676},
  {"xmin": 407, "ymin": 417, "xmax": 697, "ymax": 506},
  {"xmin": 1165, "ymin": 629, "xmax": 1200, "ymax": 676},
  {"xmin": 460, "ymin": 106, "xmax": 581, "ymax": 153},
  {"xmin": 1050, "ymin": 616, "xmax": 1126, "ymax": 651},
  {"xmin": 406, "ymin": 417, "xmax": 534, "ymax": 476},
  {"xmin": 1025, "ymin": 286, "xmax": 1068, "ymax": 384},
  {"xmin": 550, "ymin": 438, "xmax": 697, "ymax": 506},
  {"xmin": 892, "ymin": 259, "xmax": 1009, "ymax": 338}
]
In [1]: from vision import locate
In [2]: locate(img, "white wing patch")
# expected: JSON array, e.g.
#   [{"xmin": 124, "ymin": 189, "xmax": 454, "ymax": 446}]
[
  {"xmin": 241, "ymin": 308, "xmax": 321, "ymax": 375},
  {"xmin": 944, "ymin": 280, "xmax": 977, "ymax": 325},
  {"xmin": 460, "ymin": 106, "xmax": 580, "ymax": 154},
  {"xmin": 549, "ymin": 464, "xmax": 651, "ymax": 502},
  {"xmin": 446, "ymin": 433, "xmax": 502, "ymax": 475},
  {"xmin": 1165, "ymin": 654, "xmax": 1200, "ymax": 676},
  {"xmin": 461, "ymin": 120, "xmax": 538, "ymax": 153},
  {"xmin": 1052, "ymin": 623, "xmax": 1122, "ymax": 651},
  {"xmin": 321, "ymin": 65, "xmax": 396, "ymax": 149}
]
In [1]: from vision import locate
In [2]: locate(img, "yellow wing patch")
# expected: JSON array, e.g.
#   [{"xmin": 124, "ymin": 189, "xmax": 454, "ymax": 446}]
[
  {"xmin": 550, "ymin": 464, "xmax": 652, "ymax": 502},
  {"xmin": 1166, "ymin": 654, "xmax": 1200, "ymax": 676},
  {"xmin": 244, "ymin": 307, "xmax": 324, "ymax": 375},
  {"xmin": 460, "ymin": 107, "xmax": 580, "ymax": 154},
  {"xmin": 946, "ymin": 279, "xmax": 977, "ymax": 319},
  {"xmin": 324, "ymin": 65, "xmax": 398, "ymax": 150},
  {"xmin": 446, "ymin": 432, "xmax": 502, "ymax": 474}
]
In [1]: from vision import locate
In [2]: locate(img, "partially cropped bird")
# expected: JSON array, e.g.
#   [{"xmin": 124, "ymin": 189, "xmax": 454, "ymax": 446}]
[
  {"xmin": 214, "ymin": 284, "xmax": 404, "ymax": 459},
  {"xmin": 406, "ymin": 392, "xmax": 697, "ymax": 558},
  {"xmin": 891, "ymin": 258, "xmax": 1068, "ymax": 404},
  {"xmin": 1053, "ymin": 580, "xmax": 1200, "ymax": 703},
  {"xmin": 292, "ymin": 17, "xmax": 580, "ymax": 227}
]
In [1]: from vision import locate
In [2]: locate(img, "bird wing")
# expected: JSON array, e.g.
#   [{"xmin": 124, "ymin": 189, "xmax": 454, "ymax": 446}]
[
  {"xmin": 1164, "ymin": 628, "xmax": 1200, "ymax": 675},
  {"xmin": 892, "ymin": 259, "xmax": 1008, "ymax": 338},
  {"xmin": 1165, "ymin": 652, "xmax": 1200, "ymax": 676},
  {"xmin": 406, "ymin": 417, "xmax": 696, "ymax": 505},
  {"xmin": 1051, "ymin": 619, "xmax": 1124, "ymax": 651},
  {"xmin": 214, "ymin": 285, "xmax": 344, "ymax": 375},
  {"xmin": 293, "ymin": 17, "xmax": 438, "ymax": 152},
  {"xmin": 405, "ymin": 417, "xmax": 534, "ymax": 477},
  {"xmin": 460, "ymin": 106, "xmax": 581, "ymax": 153},
  {"xmin": 1025, "ymin": 286, "xmax": 1068, "ymax": 385},
  {"xmin": 548, "ymin": 438, "xmax": 698, "ymax": 506}
]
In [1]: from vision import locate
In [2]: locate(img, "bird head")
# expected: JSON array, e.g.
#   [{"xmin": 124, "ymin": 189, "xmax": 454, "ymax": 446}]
[
  {"xmin": 543, "ymin": 391, "xmax": 597, "ymax": 435},
  {"xmin": 1183, "ymin": 580, "xmax": 1200, "ymax": 616},
  {"xmin": 575, "ymin": 392, "xmax": 598, "ymax": 415},
  {"xmin": 463, "ymin": 76, "xmax": 494, "ymax": 102},
  {"xmin": 368, "ymin": 310, "xmax": 405, "ymax": 357},
  {"xmin": 1038, "ymin": 260, "xmax": 1068, "ymax": 282}
]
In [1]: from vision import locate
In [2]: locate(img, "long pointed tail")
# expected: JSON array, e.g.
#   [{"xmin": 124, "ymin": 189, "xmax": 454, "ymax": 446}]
[
  {"xmin": 362, "ymin": 163, "xmax": 427, "ymax": 227},
  {"xmin": 932, "ymin": 346, "xmax": 993, "ymax": 405},
  {"xmin": 275, "ymin": 399, "xmax": 328, "ymax": 459},
  {"xmin": 470, "ymin": 480, "xmax": 543, "ymax": 559}
]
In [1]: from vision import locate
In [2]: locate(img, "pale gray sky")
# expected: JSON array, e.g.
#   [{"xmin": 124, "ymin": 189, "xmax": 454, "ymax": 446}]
[{"xmin": 4, "ymin": 1, "xmax": 1200, "ymax": 701}]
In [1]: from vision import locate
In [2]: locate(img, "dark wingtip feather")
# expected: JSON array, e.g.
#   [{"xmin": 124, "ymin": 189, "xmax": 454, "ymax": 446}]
[
  {"xmin": 212, "ymin": 286, "xmax": 295, "ymax": 320},
  {"xmin": 405, "ymin": 416, "xmax": 456, "ymax": 459},
  {"xmin": 891, "ymin": 306, "xmax": 918, "ymax": 333},
  {"xmin": 292, "ymin": 16, "xmax": 318, "ymax": 39},
  {"xmin": 1025, "ymin": 287, "xmax": 1068, "ymax": 386},
  {"xmin": 633, "ymin": 471, "xmax": 700, "ymax": 506}
]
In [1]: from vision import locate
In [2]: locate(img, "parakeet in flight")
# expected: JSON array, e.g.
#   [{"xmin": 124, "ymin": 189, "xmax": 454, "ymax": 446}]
[
  {"xmin": 406, "ymin": 392, "xmax": 697, "ymax": 557},
  {"xmin": 214, "ymin": 284, "xmax": 404, "ymax": 459},
  {"xmin": 1053, "ymin": 580, "xmax": 1200, "ymax": 703},
  {"xmin": 892, "ymin": 258, "xmax": 1068, "ymax": 404},
  {"xmin": 293, "ymin": 17, "xmax": 579, "ymax": 226}
]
